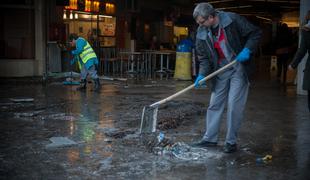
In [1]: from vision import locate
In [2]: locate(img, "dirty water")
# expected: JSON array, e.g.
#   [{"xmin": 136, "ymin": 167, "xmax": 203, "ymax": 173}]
[{"xmin": 0, "ymin": 79, "xmax": 309, "ymax": 180}]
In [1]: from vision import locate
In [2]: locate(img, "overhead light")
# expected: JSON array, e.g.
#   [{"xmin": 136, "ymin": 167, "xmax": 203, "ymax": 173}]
[
  {"xmin": 63, "ymin": 10, "xmax": 67, "ymax": 19},
  {"xmin": 75, "ymin": 13, "xmax": 78, "ymax": 19},
  {"xmin": 69, "ymin": 11, "xmax": 73, "ymax": 19}
]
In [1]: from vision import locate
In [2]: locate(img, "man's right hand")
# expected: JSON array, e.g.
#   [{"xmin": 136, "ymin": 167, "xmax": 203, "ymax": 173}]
[{"xmin": 194, "ymin": 74, "xmax": 205, "ymax": 88}]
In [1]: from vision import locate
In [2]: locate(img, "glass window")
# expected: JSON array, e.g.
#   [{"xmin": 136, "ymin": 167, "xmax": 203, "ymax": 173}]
[{"xmin": 0, "ymin": 8, "xmax": 35, "ymax": 59}]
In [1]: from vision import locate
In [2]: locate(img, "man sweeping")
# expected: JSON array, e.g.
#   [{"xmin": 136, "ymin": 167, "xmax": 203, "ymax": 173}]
[
  {"xmin": 69, "ymin": 33, "xmax": 101, "ymax": 91},
  {"xmin": 192, "ymin": 3, "xmax": 262, "ymax": 153}
]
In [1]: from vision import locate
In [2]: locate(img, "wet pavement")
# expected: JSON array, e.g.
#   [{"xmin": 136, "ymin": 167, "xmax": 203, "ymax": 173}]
[{"xmin": 0, "ymin": 75, "xmax": 309, "ymax": 180}]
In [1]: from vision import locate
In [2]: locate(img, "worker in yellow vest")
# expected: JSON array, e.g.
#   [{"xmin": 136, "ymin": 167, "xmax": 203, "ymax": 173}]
[{"xmin": 69, "ymin": 33, "xmax": 100, "ymax": 91}]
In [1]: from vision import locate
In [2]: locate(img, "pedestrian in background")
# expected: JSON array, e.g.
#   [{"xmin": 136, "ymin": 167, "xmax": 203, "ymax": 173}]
[
  {"xmin": 69, "ymin": 33, "xmax": 101, "ymax": 92},
  {"xmin": 192, "ymin": 3, "xmax": 262, "ymax": 153},
  {"xmin": 275, "ymin": 23, "xmax": 294, "ymax": 83},
  {"xmin": 289, "ymin": 10, "xmax": 310, "ymax": 112},
  {"xmin": 149, "ymin": 35, "xmax": 160, "ymax": 50}
]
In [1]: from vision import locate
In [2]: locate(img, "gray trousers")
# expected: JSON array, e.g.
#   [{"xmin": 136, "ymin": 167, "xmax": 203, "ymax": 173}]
[
  {"xmin": 80, "ymin": 64, "xmax": 98, "ymax": 80},
  {"xmin": 202, "ymin": 64, "xmax": 249, "ymax": 145}
]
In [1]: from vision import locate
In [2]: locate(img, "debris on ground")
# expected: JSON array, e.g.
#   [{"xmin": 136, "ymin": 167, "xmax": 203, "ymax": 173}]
[
  {"xmin": 104, "ymin": 138, "xmax": 113, "ymax": 143},
  {"xmin": 10, "ymin": 98, "xmax": 34, "ymax": 103},
  {"xmin": 97, "ymin": 127, "xmax": 136, "ymax": 139},
  {"xmin": 98, "ymin": 157, "xmax": 113, "ymax": 169},
  {"xmin": 41, "ymin": 113, "xmax": 76, "ymax": 121},
  {"xmin": 156, "ymin": 101, "xmax": 205, "ymax": 130},
  {"xmin": 256, "ymin": 154, "xmax": 272, "ymax": 164},
  {"xmin": 45, "ymin": 137, "xmax": 77, "ymax": 149},
  {"xmin": 142, "ymin": 132, "xmax": 221, "ymax": 161},
  {"xmin": 14, "ymin": 110, "xmax": 44, "ymax": 117}
]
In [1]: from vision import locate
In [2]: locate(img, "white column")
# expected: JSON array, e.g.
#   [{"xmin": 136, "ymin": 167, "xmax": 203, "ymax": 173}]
[{"xmin": 296, "ymin": 0, "xmax": 310, "ymax": 95}]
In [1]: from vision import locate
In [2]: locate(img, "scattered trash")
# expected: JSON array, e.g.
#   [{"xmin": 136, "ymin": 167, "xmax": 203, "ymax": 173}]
[
  {"xmin": 45, "ymin": 137, "xmax": 77, "ymax": 149},
  {"xmin": 144, "ymin": 132, "xmax": 173, "ymax": 152},
  {"xmin": 10, "ymin": 98, "xmax": 34, "ymax": 103},
  {"xmin": 171, "ymin": 142, "xmax": 208, "ymax": 160},
  {"xmin": 104, "ymin": 138, "xmax": 113, "ymax": 143},
  {"xmin": 241, "ymin": 147, "xmax": 253, "ymax": 155},
  {"xmin": 44, "ymin": 113, "xmax": 59, "ymax": 118},
  {"xmin": 123, "ymin": 133, "xmax": 140, "ymax": 140},
  {"xmin": 37, "ymin": 113, "xmax": 76, "ymax": 121},
  {"xmin": 143, "ymin": 132, "xmax": 221, "ymax": 161},
  {"xmin": 157, "ymin": 132, "xmax": 165, "ymax": 143},
  {"xmin": 256, "ymin": 154, "xmax": 272, "ymax": 164},
  {"xmin": 229, "ymin": 160, "xmax": 235, "ymax": 165},
  {"xmin": 143, "ymin": 84, "xmax": 159, "ymax": 88},
  {"xmin": 99, "ymin": 157, "xmax": 112, "ymax": 168},
  {"xmin": 98, "ymin": 127, "xmax": 136, "ymax": 139},
  {"xmin": 240, "ymin": 162, "xmax": 251, "ymax": 166},
  {"xmin": 14, "ymin": 110, "xmax": 44, "ymax": 118}
]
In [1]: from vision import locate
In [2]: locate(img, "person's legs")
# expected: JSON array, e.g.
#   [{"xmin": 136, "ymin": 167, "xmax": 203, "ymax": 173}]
[
  {"xmin": 88, "ymin": 65, "xmax": 98, "ymax": 79},
  {"xmin": 225, "ymin": 71, "xmax": 249, "ymax": 145},
  {"xmin": 88, "ymin": 65, "xmax": 100, "ymax": 91},
  {"xmin": 202, "ymin": 71, "xmax": 231, "ymax": 143},
  {"xmin": 277, "ymin": 55, "xmax": 283, "ymax": 79},
  {"xmin": 282, "ymin": 56, "xmax": 288, "ymax": 84},
  {"xmin": 77, "ymin": 65, "xmax": 88, "ymax": 90}
]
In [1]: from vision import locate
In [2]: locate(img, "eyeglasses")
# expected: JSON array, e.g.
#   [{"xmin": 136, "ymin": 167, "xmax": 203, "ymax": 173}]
[{"xmin": 197, "ymin": 18, "xmax": 207, "ymax": 25}]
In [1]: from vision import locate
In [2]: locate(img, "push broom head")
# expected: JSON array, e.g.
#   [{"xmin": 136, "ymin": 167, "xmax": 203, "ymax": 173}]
[{"xmin": 140, "ymin": 105, "xmax": 159, "ymax": 134}]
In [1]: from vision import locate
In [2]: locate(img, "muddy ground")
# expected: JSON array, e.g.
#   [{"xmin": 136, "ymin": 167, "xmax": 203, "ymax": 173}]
[{"xmin": 0, "ymin": 78, "xmax": 309, "ymax": 180}]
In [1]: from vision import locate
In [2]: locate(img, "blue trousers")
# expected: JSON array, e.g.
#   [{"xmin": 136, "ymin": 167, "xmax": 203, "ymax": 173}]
[{"xmin": 80, "ymin": 64, "xmax": 98, "ymax": 80}]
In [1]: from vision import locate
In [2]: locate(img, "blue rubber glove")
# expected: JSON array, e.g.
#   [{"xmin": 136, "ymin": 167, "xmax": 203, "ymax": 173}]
[
  {"xmin": 194, "ymin": 74, "xmax": 205, "ymax": 88},
  {"xmin": 236, "ymin": 48, "xmax": 251, "ymax": 62}
]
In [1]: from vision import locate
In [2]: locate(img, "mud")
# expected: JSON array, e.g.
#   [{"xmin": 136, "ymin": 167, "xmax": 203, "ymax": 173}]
[{"xmin": 0, "ymin": 78, "xmax": 309, "ymax": 180}]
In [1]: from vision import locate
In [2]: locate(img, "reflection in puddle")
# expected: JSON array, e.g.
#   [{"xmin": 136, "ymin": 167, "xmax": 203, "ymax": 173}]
[{"xmin": 67, "ymin": 149, "xmax": 80, "ymax": 163}]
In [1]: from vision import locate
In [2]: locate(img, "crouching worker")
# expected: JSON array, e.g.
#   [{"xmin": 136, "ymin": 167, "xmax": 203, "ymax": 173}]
[{"xmin": 69, "ymin": 33, "xmax": 100, "ymax": 91}]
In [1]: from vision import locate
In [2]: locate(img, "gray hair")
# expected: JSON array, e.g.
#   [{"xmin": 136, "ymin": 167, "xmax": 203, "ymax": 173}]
[{"xmin": 193, "ymin": 3, "xmax": 216, "ymax": 20}]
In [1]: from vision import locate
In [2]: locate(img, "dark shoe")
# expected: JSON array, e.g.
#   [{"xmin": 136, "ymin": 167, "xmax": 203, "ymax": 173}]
[
  {"xmin": 192, "ymin": 140, "xmax": 217, "ymax": 147},
  {"xmin": 223, "ymin": 143, "xmax": 237, "ymax": 153},
  {"xmin": 77, "ymin": 79, "xmax": 86, "ymax": 91},
  {"xmin": 94, "ymin": 78, "xmax": 101, "ymax": 91},
  {"xmin": 93, "ymin": 78, "xmax": 101, "ymax": 92}
]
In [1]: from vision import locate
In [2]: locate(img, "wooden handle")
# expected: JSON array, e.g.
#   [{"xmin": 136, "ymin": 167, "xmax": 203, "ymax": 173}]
[{"xmin": 150, "ymin": 60, "xmax": 237, "ymax": 107}]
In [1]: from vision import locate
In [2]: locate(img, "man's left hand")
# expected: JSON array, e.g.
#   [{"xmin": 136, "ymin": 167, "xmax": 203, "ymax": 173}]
[{"xmin": 236, "ymin": 48, "xmax": 251, "ymax": 62}]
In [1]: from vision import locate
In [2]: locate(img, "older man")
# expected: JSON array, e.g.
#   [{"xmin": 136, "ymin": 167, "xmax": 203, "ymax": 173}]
[{"xmin": 192, "ymin": 3, "xmax": 262, "ymax": 153}]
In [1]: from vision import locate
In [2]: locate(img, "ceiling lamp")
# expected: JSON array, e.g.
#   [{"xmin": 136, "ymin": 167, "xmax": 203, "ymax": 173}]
[
  {"xmin": 69, "ymin": 11, "xmax": 73, "ymax": 19},
  {"xmin": 63, "ymin": 10, "xmax": 67, "ymax": 19}
]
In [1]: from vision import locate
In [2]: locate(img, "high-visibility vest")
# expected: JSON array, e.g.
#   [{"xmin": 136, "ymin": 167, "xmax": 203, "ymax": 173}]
[{"xmin": 78, "ymin": 38, "xmax": 97, "ymax": 70}]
